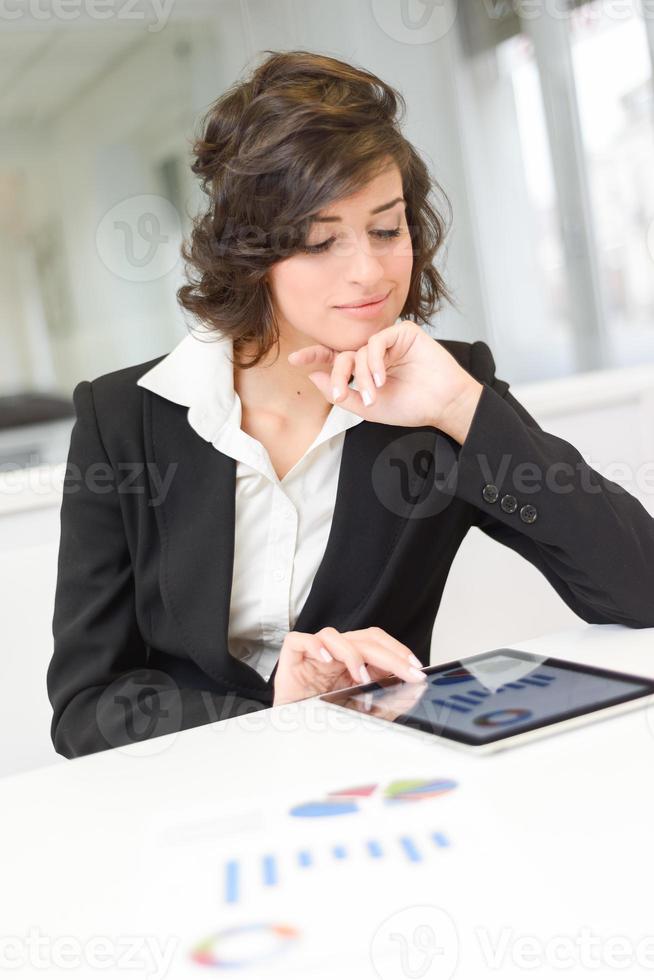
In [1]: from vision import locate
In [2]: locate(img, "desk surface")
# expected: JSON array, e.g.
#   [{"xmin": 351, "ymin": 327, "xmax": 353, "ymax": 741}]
[{"xmin": 2, "ymin": 625, "xmax": 653, "ymax": 979}]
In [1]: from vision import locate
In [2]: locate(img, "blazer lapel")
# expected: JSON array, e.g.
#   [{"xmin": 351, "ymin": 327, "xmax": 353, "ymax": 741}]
[
  {"xmin": 292, "ymin": 419, "xmax": 438, "ymax": 631},
  {"xmin": 146, "ymin": 391, "xmax": 269, "ymax": 695}
]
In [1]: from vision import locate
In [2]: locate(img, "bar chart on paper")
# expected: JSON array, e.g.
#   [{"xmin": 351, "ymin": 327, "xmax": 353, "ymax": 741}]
[{"xmin": 221, "ymin": 827, "xmax": 452, "ymax": 906}]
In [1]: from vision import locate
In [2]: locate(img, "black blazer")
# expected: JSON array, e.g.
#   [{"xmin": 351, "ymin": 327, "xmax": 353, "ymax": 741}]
[{"xmin": 47, "ymin": 339, "xmax": 654, "ymax": 758}]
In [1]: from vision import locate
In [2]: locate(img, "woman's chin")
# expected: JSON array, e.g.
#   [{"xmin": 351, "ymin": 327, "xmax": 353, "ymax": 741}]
[{"xmin": 328, "ymin": 314, "xmax": 397, "ymax": 347}]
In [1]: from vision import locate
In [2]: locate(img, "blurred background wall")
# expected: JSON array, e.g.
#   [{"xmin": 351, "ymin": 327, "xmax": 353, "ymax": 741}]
[{"xmin": 1, "ymin": 0, "xmax": 653, "ymax": 775}]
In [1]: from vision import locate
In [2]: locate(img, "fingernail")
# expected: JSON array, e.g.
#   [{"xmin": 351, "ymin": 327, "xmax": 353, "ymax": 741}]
[
  {"xmin": 332, "ymin": 387, "xmax": 341, "ymax": 401},
  {"xmin": 359, "ymin": 664, "xmax": 372, "ymax": 684},
  {"xmin": 409, "ymin": 666, "xmax": 425, "ymax": 680},
  {"xmin": 362, "ymin": 389, "xmax": 373, "ymax": 407},
  {"xmin": 373, "ymin": 372, "xmax": 383, "ymax": 388},
  {"xmin": 319, "ymin": 646, "xmax": 333, "ymax": 662},
  {"xmin": 409, "ymin": 653, "xmax": 422, "ymax": 668}
]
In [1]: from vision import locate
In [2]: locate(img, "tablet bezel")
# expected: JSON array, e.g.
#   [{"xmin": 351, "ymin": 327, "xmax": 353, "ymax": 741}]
[{"xmin": 318, "ymin": 648, "xmax": 654, "ymax": 755}]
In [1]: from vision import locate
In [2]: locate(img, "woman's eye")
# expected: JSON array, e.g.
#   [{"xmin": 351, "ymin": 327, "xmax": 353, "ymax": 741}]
[
  {"xmin": 301, "ymin": 227, "xmax": 402, "ymax": 255},
  {"xmin": 302, "ymin": 237, "xmax": 336, "ymax": 255}
]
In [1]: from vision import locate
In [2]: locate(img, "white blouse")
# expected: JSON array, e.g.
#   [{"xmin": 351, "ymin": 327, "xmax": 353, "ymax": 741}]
[{"xmin": 136, "ymin": 328, "xmax": 365, "ymax": 681}]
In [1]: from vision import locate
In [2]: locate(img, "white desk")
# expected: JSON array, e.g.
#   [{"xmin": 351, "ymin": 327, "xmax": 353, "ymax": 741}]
[{"xmin": 2, "ymin": 624, "xmax": 653, "ymax": 979}]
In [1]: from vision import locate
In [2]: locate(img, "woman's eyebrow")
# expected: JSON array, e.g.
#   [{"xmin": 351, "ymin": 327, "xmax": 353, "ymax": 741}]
[{"xmin": 309, "ymin": 196, "xmax": 406, "ymax": 222}]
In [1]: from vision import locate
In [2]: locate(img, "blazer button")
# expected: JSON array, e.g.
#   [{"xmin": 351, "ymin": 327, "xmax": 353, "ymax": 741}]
[
  {"xmin": 500, "ymin": 494, "xmax": 518, "ymax": 514},
  {"xmin": 482, "ymin": 483, "xmax": 499, "ymax": 504},
  {"xmin": 519, "ymin": 504, "xmax": 538, "ymax": 524}
]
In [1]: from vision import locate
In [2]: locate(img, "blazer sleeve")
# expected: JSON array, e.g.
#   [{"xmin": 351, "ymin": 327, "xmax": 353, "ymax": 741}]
[
  {"xmin": 47, "ymin": 380, "xmax": 269, "ymax": 760},
  {"xmin": 452, "ymin": 341, "xmax": 654, "ymax": 628}
]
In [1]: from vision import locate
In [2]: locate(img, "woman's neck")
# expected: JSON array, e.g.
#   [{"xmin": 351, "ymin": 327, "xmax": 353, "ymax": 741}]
[{"xmin": 233, "ymin": 329, "xmax": 332, "ymax": 425}]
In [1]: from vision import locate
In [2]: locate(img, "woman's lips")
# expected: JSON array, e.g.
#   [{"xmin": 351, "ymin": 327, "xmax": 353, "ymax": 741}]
[{"xmin": 334, "ymin": 291, "xmax": 391, "ymax": 318}]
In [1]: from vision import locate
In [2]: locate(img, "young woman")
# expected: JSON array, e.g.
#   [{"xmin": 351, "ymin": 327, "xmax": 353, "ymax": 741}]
[{"xmin": 47, "ymin": 50, "xmax": 654, "ymax": 758}]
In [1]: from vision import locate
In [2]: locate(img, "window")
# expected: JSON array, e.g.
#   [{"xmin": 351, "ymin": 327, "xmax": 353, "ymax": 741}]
[
  {"xmin": 570, "ymin": 0, "xmax": 654, "ymax": 366},
  {"xmin": 456, "ymin": 0, "xmax": 654, "ymax": 379},
  {"xmin": 498, "ymin": 32, "xmax": 576, "ymax": 378}
]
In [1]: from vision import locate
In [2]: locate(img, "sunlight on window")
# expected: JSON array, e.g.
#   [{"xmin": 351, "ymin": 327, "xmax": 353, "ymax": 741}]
[
  {"xmin": 497, "ymin": 33, "xmax": 575, "ymax": 378},
  {"xmin": 571, "ymin": 0, "xmax": 654, "ymax": 366}
]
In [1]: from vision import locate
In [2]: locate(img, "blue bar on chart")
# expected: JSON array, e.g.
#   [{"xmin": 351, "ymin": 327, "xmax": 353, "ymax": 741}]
[
  {"xmin": 451, "ymin": 693, "xmax": 488, "ymax": 707},
  {"xmin": 431, "ymin": 698, "xmax": 471, "ymax": 714},
  {"xmin": 262, "ymin": 855, "xmax": 277, "ymax": 887},
  {"xmin": 225, "ymin": 860, "xmax": 239, "ymax": 904},
  {"xmin": 399, "ymin": 836, "xmax": 422, "ymax": 862}
]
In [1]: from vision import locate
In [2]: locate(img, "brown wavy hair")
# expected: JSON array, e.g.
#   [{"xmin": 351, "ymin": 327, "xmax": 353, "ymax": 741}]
[{"xmin": 176, "ymin": 49, "xmax": 456, "ymax": 369}]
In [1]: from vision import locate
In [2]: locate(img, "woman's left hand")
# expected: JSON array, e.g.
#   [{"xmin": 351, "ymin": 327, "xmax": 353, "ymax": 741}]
[{"xmin": 288, "ymin": 320, "xmax": 484, "ymax": 442}]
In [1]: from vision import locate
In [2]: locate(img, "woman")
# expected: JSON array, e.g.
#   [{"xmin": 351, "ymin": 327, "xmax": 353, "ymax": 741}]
[{"xmin": 47, "ymin": 50, "xmax": 654, "ymax": 759}]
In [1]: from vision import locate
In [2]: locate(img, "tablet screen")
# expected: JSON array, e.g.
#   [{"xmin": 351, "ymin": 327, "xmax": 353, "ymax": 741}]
[{"xmin": 320, "ymin": 649, "xmax": 654, "ymax": 746}]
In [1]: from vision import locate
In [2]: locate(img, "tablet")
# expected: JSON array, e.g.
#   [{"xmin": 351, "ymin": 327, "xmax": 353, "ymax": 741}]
[{"xmin": 319, "ymin": 648, "xmax": 654, "ymax": 754}]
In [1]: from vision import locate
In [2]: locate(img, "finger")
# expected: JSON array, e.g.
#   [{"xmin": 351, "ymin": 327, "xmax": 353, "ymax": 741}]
[
  {"xmin": 308, "ymin": 372, "xmax": 370, "ymax": 416},
  {"xmin": 354, "ymin": 346, "xmax": 376, "ymax": 408},
  {"xmin": 330, "ymin": 350, "xmax": 357, "ymax": 403},
  {"xmin": 318, "ymin": 629, "xmax": 426, "ymax": 687},
  {"xmin": 281, "ymin": 631, "xmax": 334, "ymax": 668},
  {"xmin": 349, "ymin": 638, "xmax": 427, "ymax": 685},
  {"xmin": 366, "ymin": 324, "xmax": 402, "ymax": 388},
  {"xmin": 317, "ymin": 627, "xmax": 371, "ymax": 685},
  {"xmin": 349, "ymin": 627, "xmax": 424, "ymax": 670},
  {"xmin": 288, "ymin": 345, "xmax": 337, "ymax": 368}
]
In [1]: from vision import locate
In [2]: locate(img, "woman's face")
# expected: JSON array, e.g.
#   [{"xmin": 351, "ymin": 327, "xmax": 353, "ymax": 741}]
[{"xmin": 266, "ymin": 162, "xmax": 414, "ymax": 353}]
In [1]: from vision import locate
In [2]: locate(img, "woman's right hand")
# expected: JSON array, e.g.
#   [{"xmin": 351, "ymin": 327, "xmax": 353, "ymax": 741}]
[{"xmin": 272, "ymin": 625, "xmax": 427, "ymax": 707}]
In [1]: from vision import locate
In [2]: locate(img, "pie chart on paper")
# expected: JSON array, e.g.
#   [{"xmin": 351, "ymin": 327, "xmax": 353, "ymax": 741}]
[
  {"xmin": 288, "ymin": 778, "xmax": 458, "ymax": 818},
  {"xmin": 383, "ymin": 778, "xmax": 458, "ymax": 803},
  {"xmin": 328, "ymin": 784, "xmax": 377, "ymax": 799},
  {"xmin": 288, "ymin": 799, "xmax": 359, "ymax": 818}
]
